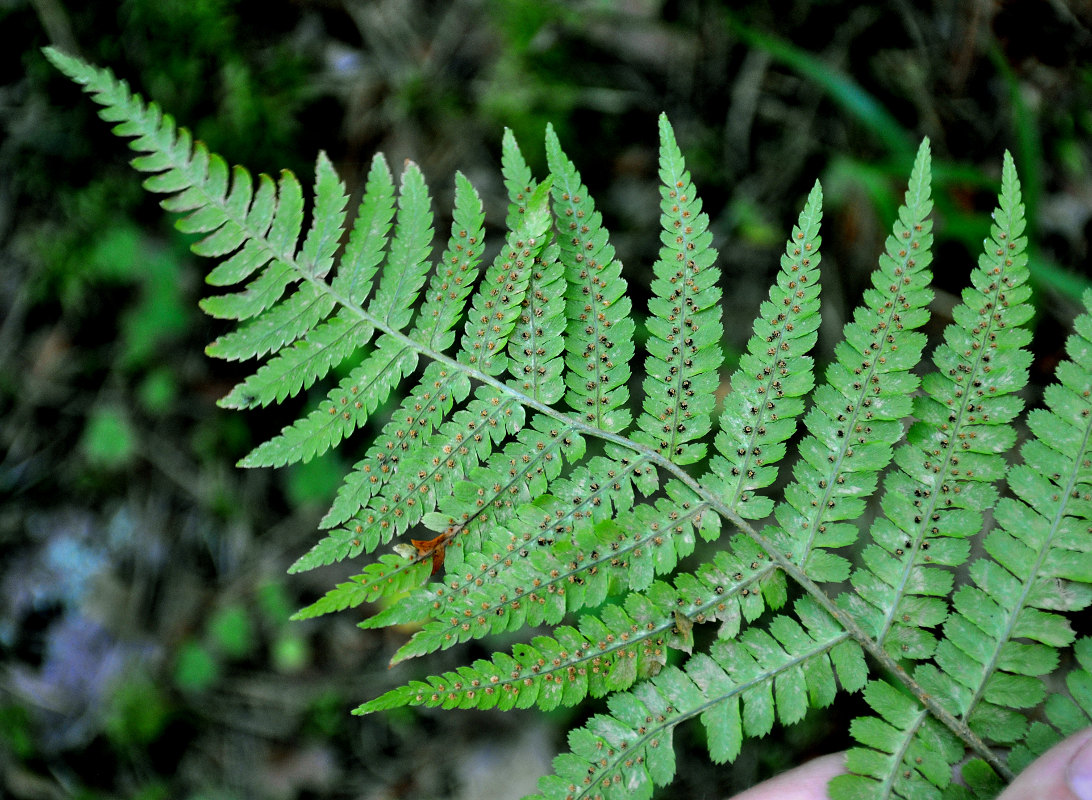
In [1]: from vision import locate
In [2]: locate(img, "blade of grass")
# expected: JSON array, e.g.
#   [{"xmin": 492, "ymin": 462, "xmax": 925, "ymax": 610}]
[{"xmin": 725, "ymin": 15, "xmax": 913, "ymax": 156}]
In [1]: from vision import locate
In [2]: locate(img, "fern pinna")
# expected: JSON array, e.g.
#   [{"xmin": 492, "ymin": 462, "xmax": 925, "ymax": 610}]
[{"xmin": 48, "ymin": 47, "xmax": 1092, "ymax": 800}]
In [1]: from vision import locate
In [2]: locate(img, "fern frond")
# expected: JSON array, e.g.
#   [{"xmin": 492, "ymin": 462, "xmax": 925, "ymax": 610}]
[
  {"xmin": 54, "ymin": 45, "xmax": 1092, "ymax": 800},
  {"xmin": 546, "ymin": 125, "xmax": 635, "ymax": 433},
  {"xmin": 768, "ymin": 138, "xmax": 934, "ymax": 583},
  {"xmin": 634, "ymin": 114, "xmax": 723, "ymax": 465},
  {"xmin": 842, "ymin": 149, "xmax": 1034, "ymax": 662}
]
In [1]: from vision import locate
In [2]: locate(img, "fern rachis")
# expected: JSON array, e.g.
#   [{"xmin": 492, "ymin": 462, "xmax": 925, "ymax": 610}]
[{"xmin": 46, "ymin": 46, "xmax": 1092, "ymax": 800}]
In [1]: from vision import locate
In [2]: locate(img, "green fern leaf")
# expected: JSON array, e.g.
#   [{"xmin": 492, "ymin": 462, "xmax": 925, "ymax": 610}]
[
  {"xmin": 529, "ymin": 598, "xmax": 864, "ymax": 800},
  {"xmin": 705, "ymin": 180, "xmax": 823, "ymax": 520},
  {"xmin": 508, "ymin": 237, "xmax": 566, "ymax": 403},
  {"xmin": 414, "ymin": 171, "xmax": 488, "ymax": 350},
  {"xmin": 357, "ymin": 536, "xmax": 779, "ymax": 715},
  {"xmin": 842, "ymin": 149, "xmax": 1035, "ymax": 662},
  {"xmin": 545, "ymin": 125, "xmax": 635, "ymax": 432},
  {"xmin": 240, "ymin": 336, "xmax": 418, "ymax": 468},
  {"xmin": 291, "ymin": 554, "xmax": 432, "ymax": 621},
  {"xmin": 363, "ymin": 161, "xmax": 436, "ymax": 329},
  {"xmin": 299, "ymin": 150, "xmax": 350, "ymax": 278},
  {"xmin": 331, "ymin": 152, "xmax": 397, "ymax": 304},
  {"xmin": 206, "ymin": 281, "xmax": 337, "ymax": 362},
  {"xmin": 633, "ymin": 114, "xmax": 723, "ymax": 465},
  {"xmin": 768, "ymin": 138, "xmax": 934, "ymax": 584},
  {"xmin": 217, "ymin": 309, "xmax": 373, "ymax": 410}
]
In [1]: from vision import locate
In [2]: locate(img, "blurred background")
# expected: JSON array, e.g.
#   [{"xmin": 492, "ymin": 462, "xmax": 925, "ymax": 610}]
[{"xmin": 1, "ymin": 1, "xmax": 1090, "ymax": 798}]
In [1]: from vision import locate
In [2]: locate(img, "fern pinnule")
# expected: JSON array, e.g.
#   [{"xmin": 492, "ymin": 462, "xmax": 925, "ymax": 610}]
[
  {"xmin": 634, "ymin": 114, "xmax": 724, "ymax": 466},
  {"xmin": 509, "ymin": 237, "xmax": 566, "ymax": 402}
]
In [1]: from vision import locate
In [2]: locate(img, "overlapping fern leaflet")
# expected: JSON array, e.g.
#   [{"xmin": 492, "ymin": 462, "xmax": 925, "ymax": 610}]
[
  {"xmin": 49, "ymin": 45, "xmax": 1092, "ymax": 800},
  {"xmin": 833, "ymin": 151, "xmax": 1035, "ymax": 800},
  {"xmin": 841, "ymin": 150, "xmax": 1033, "ymax": 665},
  {"xmin": 531, "ymin": 598, "xmax": 867, "ymax": 800},
  {"xmin": 836, "ymin": 166, "xmax": 1092, "ymax": 800},
  {"xmin": 292, "ymin": 141, "xmax": 553, "ymax": 579},
  {"xmin": 768, "ymin": 139, "xmax": 934, "ymax": 585},
  {"xmin": 361, "ymin": 180, "xmax": 829, "ymax": 713},
  {"xmin": 216, "ymin": 153, "xmax": 392, "ymax": 409}
]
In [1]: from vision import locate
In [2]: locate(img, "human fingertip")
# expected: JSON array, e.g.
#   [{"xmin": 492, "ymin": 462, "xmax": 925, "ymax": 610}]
[{"xmin": 1067, "ymin": 732, "xmax": 1092, "ymax": 800}]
